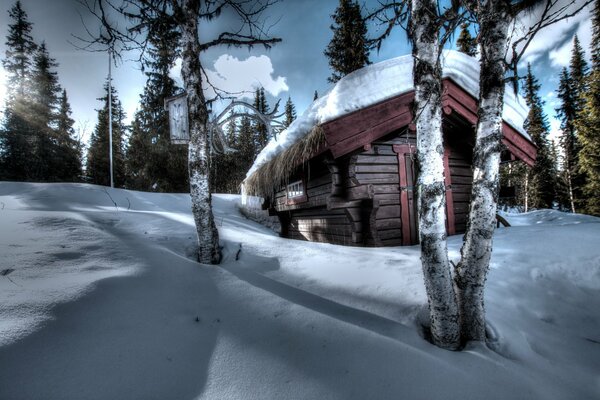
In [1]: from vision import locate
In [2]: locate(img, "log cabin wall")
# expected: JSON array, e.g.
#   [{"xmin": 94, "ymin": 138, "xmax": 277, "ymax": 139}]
[
  {"xmin": 443, "ymin": 118, "xmax": 475, "ymax": 234},
  {"xmin": 269, "ymin": 124, "xmax": 475, "ymax": 247},
  {"xmin": 271, "ymin": 155, "xmax": 357, "ymax": 245},
  {"xmin": 350, "ymin": 130, "xmax": 416, "ymax": 246}
]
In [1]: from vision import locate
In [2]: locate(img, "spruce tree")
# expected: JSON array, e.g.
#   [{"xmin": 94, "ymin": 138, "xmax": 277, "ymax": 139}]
[
  {"xmin": 570, "ymin": 35, "xmax": 589, "ymax": 98},
  {"xmin": 0, "ymin": 0, "xmax": 37, "ymax": 180},
  {"xmin": 55, "ymin": 89, "xmax": 82, "ymax": 181},
  {"xmin": 238, "ymin": 115, "xmax": 256, "ymax": 177},
  {"xmin": 313, "ymin": 90, "xmax": 319, "ymax": 101},
  {"xmin": 253, "ymin": 87, "xmax": 270, "ymax": 154},
  {"xmin": 523, "ymin": 64, "xmax": 556, "ymax": 209},
  {"xmin": 210, "ymin": 118, "xmax": 239, "ymax": 193},
  {"xmin": 556, "ymin": 67, "xmax": 578, "ymax": 211},
  {"xmin": 30, "ymin": 42, "xmax": 62, "ymax": 180},
  {"xmin": 125, "ymin": 18, "xmax": 187, "ymax": 192},
  {"xmin": 575, "ymin": 0, "xmax": 600, "ymax": 215},
  {"xmin": 284, "ymin": 96, "xmax": 297, "ymax": 128},
  {"xmin": 87, "ymin": 82, "xmax": 127, "ymax": 187},
  {"xmin": 324, "ymin": 0, "xmax": 370, "ymax": 83},
  {"xmin": 456, "ymin": 23, "xmax": 477, "ymax": 57}
]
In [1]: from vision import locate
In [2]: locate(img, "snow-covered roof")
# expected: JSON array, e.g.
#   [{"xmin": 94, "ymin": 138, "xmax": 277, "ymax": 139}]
[{"xmin": 246, "ymin": 50, "xmax": 529, "ymax": 180}]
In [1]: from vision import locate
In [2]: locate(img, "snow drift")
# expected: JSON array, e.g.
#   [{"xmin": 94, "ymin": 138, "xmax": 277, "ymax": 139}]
[{"xmin": 0, "ymin": 182, "xmax": 599, "ymax": 400}]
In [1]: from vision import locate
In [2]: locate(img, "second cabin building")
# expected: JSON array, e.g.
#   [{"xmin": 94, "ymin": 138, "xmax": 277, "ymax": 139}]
[{"xmin": 242, "ymin": 51, "xmax": 536, "ymax": 247}]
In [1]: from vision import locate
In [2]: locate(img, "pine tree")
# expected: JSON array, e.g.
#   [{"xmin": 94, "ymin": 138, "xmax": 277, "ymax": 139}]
[
  {"xmin": 30, "ymin": 42, "xmax": 62, "ymax": 180},
  {"xmin": 284, "ymin": 96, "xmax": 297, "ymax": 128},
  {"xmin": 556, "ymin": 67, "xmax": 580, "ymax": 212},
  {"xmin": 456, "ymin": 23, "xmax": 477, "ymax": 57},
  {"xmin": 210, "ymin": 118, "xmax": 239, "ymax": 193},
  {"xmin": 55, "ymin": 89, "xmax": 82, "ymax": 181},
  {"xmin": 575, "ymin": 0, "xmax": 600, "ymax": 215},
  {"xmin": 238, "ymin": 115, "xmax": 256, "ymax": 177},
  {"xmin": 523, "ymin": 64, "xmax": 556, "ymax": 209},
  {"xmin": 87, "ymin": 82, "xmax": 127, "ymax": 187},
  {"xmin": 0, "ymin": 0, "xmax": 37, "ymax": 180},
  {"xmin": 324, "ymin": 0, "xmax": 370, "ymax": 83},
  {"xmin": 253, "ymin": 87, "xmax": 270, "ymax": 154},
  {"xmin": 313, "ymin": 90, "xmax": 319, "ymax": 101},
  {"xmin": 570, "ymin": 35, "xmax": 589, "ymax": 97},
  {"xmin": 125, "ymin": 17, "xmax": 187, "ymax": 192}
]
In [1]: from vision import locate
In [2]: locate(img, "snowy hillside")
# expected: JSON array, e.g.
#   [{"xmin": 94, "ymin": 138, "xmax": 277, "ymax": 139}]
[{"xmin": 1, "ymin": 182, "xmax": 599, "ymax": 400}]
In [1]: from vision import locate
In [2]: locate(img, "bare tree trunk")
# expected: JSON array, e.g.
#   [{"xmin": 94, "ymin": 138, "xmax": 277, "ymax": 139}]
[
  {"xmin": 454, "ymin": 1, "xmax": 511, "ymax": 342},
  {"xmin": 179, "ymin": 0, "xmax": 220, "ymax": 264},
  {"xmin": 524, "ymin": 169, "xmax": 529, "ymax": 212},
  {"xmin": 566, "ymin": 168, "xmax": 576, "ymax": 213},
  {"xmin": 410, "ymin": 0, "xmax": 460, "ymax": 350}
]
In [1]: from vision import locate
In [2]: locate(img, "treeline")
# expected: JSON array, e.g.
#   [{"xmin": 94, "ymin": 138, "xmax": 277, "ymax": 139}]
[
  {"xmin": 0, "ymin": 1, "xmax": 297, "ymax": 194},
  {"xmin": 494, "ymin": 15, "xmax": 600, "ymax": 217},
  {"xmin": 0, "ymin": 1, "xmax": 81, "ymax": 182}
]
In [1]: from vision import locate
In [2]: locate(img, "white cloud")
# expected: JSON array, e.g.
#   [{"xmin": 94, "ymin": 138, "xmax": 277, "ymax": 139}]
[
  {"xmin": 169, "ymin": 54, "xmax": 288, "ymax": 100},
  {"xmin": 549, "ymin": 115, "xmax": 562, "ymax": 143},
  {"xmin": 512, "ymin": 0, "xmax": 592, "ymax": 65},
  {"xmin": 549, "ymin": 17, "xmax": 592, "ymax": 67}
]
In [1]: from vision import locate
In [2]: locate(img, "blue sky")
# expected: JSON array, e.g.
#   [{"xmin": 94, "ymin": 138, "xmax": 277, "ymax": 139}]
[{"xmin": 0, "ymin": 0, "xmax": 594, "ymax": 144}]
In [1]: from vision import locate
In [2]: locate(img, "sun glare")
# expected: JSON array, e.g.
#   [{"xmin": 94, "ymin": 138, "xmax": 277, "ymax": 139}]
[{"xmin": 0, "ymin": 67, "xmax": 6, "ymax": 107}]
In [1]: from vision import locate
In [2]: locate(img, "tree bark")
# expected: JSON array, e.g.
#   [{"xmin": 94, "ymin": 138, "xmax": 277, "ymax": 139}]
[
  {"xmin": 455, "ymin": 0, "xmax": 511, "ymax": 342},
  {"xmin": 179, "ymin": 0, "xmax": 220, "ymax": 264},
  {"xmin": 410, "ymin": 0, "xmax": 460, "ymax": 350}
]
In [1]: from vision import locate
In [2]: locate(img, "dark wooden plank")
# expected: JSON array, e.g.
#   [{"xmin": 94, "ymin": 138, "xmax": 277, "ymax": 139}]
[
  {"xmin": 376, "ymin": 218, "xmax": 402, "ymax": 230},
  {"xmin": 449, "ymin": 165, "xmax": 473, "ymax": 177},
  {"xmin": 355, "ymin": 154, "xmax": 399, "ymax": 165},
  {"xmin": 378, "ymin": 228, "xmax": 402, "ymax": 240},
  {"xmin": 355, "ymin": 173, "xmax": 400, "ymax": 183},
  {"xmin": 329, "ymin": 111, "xmax": 413, "ymax": 158},
  {"xmin": 444, "ymin": 148, "xmax": 456, "ymax": 236},
  {"xmin": 354, "ymin": 164, "xmax": 399, "ymax": 174},
  {"xmin": 323, "ymin": 92, "xmax": 414, "ymax": 144},
  {"xmin": 377, "ymin": 204, "xmax": 401, "ymax": 219}
]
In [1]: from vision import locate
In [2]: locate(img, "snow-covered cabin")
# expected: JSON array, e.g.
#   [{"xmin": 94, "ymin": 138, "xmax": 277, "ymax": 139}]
[{"xmin": 243, "ymin": 50, "xmax": 536, "ymax": 246}]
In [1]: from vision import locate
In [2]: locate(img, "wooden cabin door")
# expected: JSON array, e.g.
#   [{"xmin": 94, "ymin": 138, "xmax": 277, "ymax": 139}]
[
  {"xmin": 393, "ymin": 144, "xmax": 418, "ymax": 245},
  {"xmin": 393, "ymin": 145, "xmax": 456, "ymax": 245},
  {"xmin": 443, "ymin": 148, "xmax": 456, "ymax": 236}
]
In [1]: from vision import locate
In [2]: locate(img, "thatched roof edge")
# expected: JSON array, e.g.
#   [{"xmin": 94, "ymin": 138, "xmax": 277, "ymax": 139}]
[{"xmin": 243, "ymin": 125, "xmax": 326, "ymax": 198}]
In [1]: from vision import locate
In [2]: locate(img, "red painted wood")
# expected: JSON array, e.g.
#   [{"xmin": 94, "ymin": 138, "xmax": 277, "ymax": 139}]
[
  {"xmin": 393, "ymin": 144, "xmax": 416, "ymax": 246},
  {"xmin": 330, "ymin": 110, "xmax": 413, "ymax": 158},
  {"xmin": 502, "ymin": 125, "xmax": 537, "ymax": 166},
  {"xmin": 443, "ymin": 148, "xmax": 456, "ymax": 236},
  {"xmin": 441, "ymin": 97, "xmax": 478, "ymax": 125},
  {"xmin": 320, "ymin": 77, "xmax": 535, "ymax": 166},
  {"xmin": 323, "ymin": 92, "xmax": 414, "ymax": 145}
]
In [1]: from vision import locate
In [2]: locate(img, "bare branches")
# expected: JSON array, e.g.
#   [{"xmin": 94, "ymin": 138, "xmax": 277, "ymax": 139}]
[
  {"xmin": 199, "ymin": 32, "xmax": 281, "ymax": 51},
  {"xmin": 74, "ymin": 0, "xmax": 282, "ymax": 64},
  {"xmin": 365, "ymin": 0, "xmax": 468, "ymax": 53},
  {"xmin": 364, "ymin": 1, "xmax": 409, "ymax": 52},
  {"xmin": 508, "ymin": 0, "xmax": 593, "ymax": 68}
]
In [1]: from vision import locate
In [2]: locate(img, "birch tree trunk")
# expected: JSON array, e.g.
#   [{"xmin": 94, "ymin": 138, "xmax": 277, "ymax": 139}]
[
  {"xmin": 179, "ymin": 0, "xmax": 221, "ymax": 264},
  {"xmin": 410, "ymin": 0, "xmax": 460, "ymax": 350},
  {"xmin": 454, "ymin": 0, "xmax": 511, "ymax": 341}
]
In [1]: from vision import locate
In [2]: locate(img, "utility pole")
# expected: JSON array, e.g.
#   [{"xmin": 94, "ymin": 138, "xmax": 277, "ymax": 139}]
[{"xmin": 108, "ymin": 49, "xmax": 114, "ymax": 188}]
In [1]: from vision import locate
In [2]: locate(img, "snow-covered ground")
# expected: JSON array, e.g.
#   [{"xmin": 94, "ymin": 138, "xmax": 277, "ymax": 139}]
[{"xmin": 0, "ymin": 182, "xmax": 599, "ymax": 400}]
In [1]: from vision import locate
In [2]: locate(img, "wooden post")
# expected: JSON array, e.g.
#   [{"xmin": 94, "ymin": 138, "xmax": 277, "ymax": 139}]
[{"xmin": 443, "ymin": 148, "xmax": 456, "ymax": 236}]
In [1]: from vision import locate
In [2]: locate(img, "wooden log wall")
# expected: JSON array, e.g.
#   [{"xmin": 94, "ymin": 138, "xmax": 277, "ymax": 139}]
[
  {"xmin": 272, "ymin": 156, "xmax": 358, "ymax": 246},
  {"xmin": 351, "ymin": 131, "xmax": 416, "ymax": 246}
]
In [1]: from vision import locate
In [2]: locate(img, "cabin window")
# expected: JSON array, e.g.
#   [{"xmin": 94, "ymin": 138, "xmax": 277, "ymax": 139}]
[
  {"xmin": 286, "ymin": 179, "xmax": 307, "ymax": 205},
  {"xmin": 287, "ymin": 180, "xmax": 305, "ymax": 199}
]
